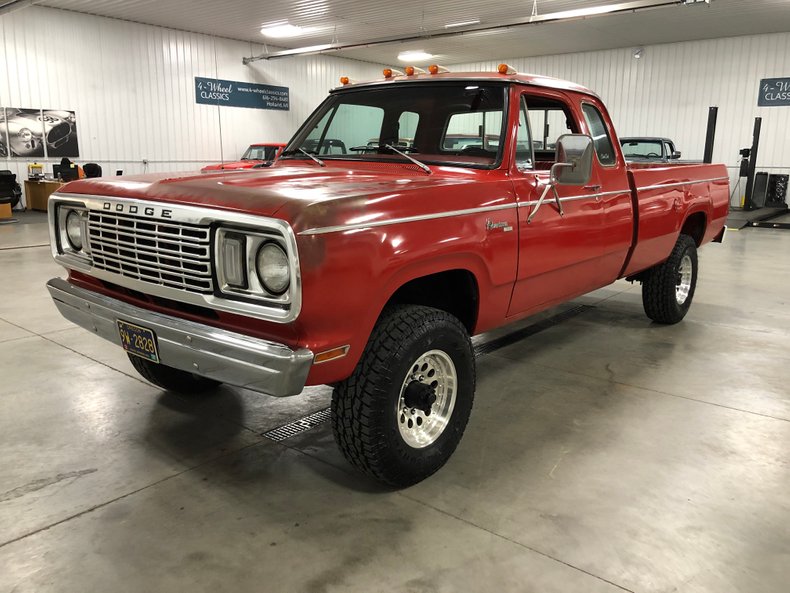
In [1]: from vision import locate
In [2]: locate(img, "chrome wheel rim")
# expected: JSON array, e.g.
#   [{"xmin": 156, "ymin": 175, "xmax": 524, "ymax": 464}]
[
  {"xmin": 676, "ymin": 254, "xmax": 693, "ymax": 305},
  {"xmin": 396, "ymin": 349, "xmax": 457, "ymax": 449}
]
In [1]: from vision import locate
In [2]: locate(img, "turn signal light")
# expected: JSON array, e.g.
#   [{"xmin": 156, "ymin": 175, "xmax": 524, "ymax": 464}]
[
  {"xmin": 428, "ymin": 64, "xmax": 449, "ymax": 74},
  {"xmin": 497, "ymin": 63, "xmax": 517, "ymax": 75},
  {"xmin": 314, "ymin": 345, "xmax": 350, "ymax": 364},
  {"xmin": 340, "ymin": 76, "xmax": 350, "ymax": 85}
]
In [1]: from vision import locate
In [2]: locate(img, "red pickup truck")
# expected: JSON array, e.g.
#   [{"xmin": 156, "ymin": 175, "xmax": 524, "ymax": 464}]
[
  {"xmin": 200, "ymin": 142, "xmax": 286, "ymax": 172},
  {"xmin": 46, "ymin": 66, "xmax": 729, "ymax": 486}
]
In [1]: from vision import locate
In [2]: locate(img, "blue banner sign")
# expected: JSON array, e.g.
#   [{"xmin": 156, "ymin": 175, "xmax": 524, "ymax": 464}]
[
  {"xmin": 195, "ymin": 77, "xmax": 289, "ymax": 110},
  {"xmin": 758, "ymin": 78, "xmax": 790, "ymax": 107}
]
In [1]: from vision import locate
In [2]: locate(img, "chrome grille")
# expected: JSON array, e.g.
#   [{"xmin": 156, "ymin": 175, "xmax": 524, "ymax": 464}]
[{"xmin": 87, "ymin": 210, "xmax": 213, "ymax": 293}]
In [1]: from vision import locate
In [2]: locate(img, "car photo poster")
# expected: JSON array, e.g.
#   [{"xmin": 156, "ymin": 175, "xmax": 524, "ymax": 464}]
[
  {"xmin": 0, "ymin": 108, "xmax": 80, "ymax": 158},
  {"xmin": 42, "ymin": 110, "xmax": 80, "ymax": 157}
]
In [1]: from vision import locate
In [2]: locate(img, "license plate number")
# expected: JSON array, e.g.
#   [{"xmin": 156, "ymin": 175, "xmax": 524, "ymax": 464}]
[{"xmin": 117, "ymin": 320, "xmax": 160, "ymax": 363}]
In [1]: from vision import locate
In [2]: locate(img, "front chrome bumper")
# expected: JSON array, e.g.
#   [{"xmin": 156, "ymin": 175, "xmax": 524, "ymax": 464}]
[{"xmin": 46, "ymin": 278, "xmax": 314, "ymax": 397}]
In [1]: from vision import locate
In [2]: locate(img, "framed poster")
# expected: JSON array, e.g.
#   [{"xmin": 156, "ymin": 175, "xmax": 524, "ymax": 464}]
[
  {"xmin": 0, "ymin": 108, "xmax": 45, "ymax": 157},
  {"xmin": 0, "ymin": 109, "xmax": 7, "ymax": 158},
  {"xmin": 0, "ymin": 108, "xmax": 79, "ymax": 158},
  {"xmin": 42, "ymin": 110, "xmax": 79, "ymax": 157}
]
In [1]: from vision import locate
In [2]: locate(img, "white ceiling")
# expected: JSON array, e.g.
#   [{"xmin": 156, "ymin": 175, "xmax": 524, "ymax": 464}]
[{"xmin": 36, "ymin": 0, "xmax": 790, "ymax": 65}]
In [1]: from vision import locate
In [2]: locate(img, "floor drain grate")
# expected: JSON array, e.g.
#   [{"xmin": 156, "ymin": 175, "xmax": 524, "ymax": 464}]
[{"xmin": 262, "ymin": 407, "xmax": 332, "ymax": 442}]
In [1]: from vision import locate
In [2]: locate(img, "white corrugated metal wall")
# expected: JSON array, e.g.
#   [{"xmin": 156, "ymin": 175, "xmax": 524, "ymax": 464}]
[
  {"xmin": 451, "ymin": 32, "xmax": 790, "ymax": 196},
  {"xmin": 3, "ymin": 6, "xmax": 789, "ymax": 207},
  {"xmin": 0, "ymin": 6, "xmax": 382, "ymax": 206}
]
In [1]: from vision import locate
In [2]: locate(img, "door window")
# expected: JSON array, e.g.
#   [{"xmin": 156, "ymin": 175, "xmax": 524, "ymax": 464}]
[
  {"xmin": 522, "ymin": 96, "xmax": 578, "ymax": 164},
  {"xmin": 515, "ymin": 96, "xmax": 534, "ymax": 170}
]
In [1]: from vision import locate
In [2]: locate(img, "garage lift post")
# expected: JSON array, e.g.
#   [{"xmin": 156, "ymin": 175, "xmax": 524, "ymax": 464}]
[
  {"xmin": 743, "ymin": 117, "xmax": 762, "ymax": 211},
  {"xmin": 703, "ymin": 106, "xmax": 718, "ymax": 164}
]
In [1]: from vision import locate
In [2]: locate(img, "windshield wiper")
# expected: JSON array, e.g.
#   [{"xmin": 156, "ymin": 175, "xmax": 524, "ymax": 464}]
[
  {"xmin": 384, "ymin": 144, "xmax": 431, "ymax": 175},
  {"xmin": 297, "ymin": 148, "xmax": 325, "ymax": 167}
]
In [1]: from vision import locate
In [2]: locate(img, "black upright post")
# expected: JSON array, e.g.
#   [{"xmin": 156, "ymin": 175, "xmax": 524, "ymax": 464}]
[
  {"xmin": 744, "ymin": 117, "xmax": 762, "ymax": 211},
  {"xmin": 703, "ymin": 106, "xmax": 718, "ymax": 164}
]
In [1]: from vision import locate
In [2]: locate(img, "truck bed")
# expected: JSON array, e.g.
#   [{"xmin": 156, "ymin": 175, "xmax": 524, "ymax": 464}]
[{"xmin": 622, "ymin": 163, "xmax": 729, "ymax": 277}]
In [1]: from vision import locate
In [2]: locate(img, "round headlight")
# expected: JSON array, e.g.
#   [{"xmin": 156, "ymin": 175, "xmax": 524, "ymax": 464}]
[
  {"xmin": 256, "ymin": 243, "xmax": 290, "ymax": 295},
  {"xmin": 18, "ymin": 128, "xmax": 33, "ymax": 142},
  {"xmin": 65, "ymin": 210, "xmax": 83, "ymax": 250}
]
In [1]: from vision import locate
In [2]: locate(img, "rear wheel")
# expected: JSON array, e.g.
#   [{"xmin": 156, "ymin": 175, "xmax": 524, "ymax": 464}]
[
  {"xmin": 331, "ymin": 305, "xmax": 475, "ymax": 487},
  {"xmin": 127, "ymin": 354, "xmax": 220, "ymax": 394},
  {"xmin": 641, "ymin": 233, "xmax": 698, "ymax": 324}
]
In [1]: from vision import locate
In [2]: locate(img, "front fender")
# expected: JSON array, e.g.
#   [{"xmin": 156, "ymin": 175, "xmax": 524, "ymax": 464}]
[{"xmin": 296, "ymin": 213, "xmax": 517, "ymax": 385}]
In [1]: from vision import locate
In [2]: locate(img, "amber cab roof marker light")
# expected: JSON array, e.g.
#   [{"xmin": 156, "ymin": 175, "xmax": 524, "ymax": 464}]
[
  {"xmin": 339, "ymin": 76, "xmax": 353, "ymax": 85},
  {"xmin": 383, "ymin": 68, "xmax": 405, "ymax": 78},
  {"xmin": 428, "ymin": 64, "xmax": 450, "ymax": 74},
  {"xmin": 497, "ymin": 63, "xmax": 517, "ymax": 75},
  {"xmin": 404, "ymin": 66, "xmax": 426, "ymax": 76}
]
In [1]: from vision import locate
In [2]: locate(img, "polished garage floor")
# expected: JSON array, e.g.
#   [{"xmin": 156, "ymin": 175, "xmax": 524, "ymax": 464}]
[{"xmin": 1, "ymin": 212, "xmax": 789, "ymax": 593}]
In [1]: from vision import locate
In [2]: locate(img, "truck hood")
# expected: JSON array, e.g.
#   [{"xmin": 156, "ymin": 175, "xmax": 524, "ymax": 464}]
[{"xmin": 59, "ymin": 162, "xmax": 484, "ymax": 233}]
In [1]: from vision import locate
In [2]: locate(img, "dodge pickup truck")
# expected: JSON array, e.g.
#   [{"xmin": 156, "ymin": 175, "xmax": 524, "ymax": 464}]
[
  {"xmin": 200, "ymin": 142, "xmax": 286, "ymax": 172},
  {"xmin": 46, "ymin": 65, "xmax": 729, "ymax": 487},
  {"xmin": 620, "ymin": 136, "xmax": 682, "ymax": 162}
]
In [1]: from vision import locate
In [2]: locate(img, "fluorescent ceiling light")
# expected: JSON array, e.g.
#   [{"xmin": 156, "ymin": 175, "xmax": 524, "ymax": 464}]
[
  {"xmin": 445, "ymin": 19, "xmax": 481, "ymax": 28},
  {"xmin": 275, "ymin": 43, "xmax": 334, "ymax": 56},
  {"xmin": 398, "ymin": 50, "xmax": 433, "ymax": 62},
  {"xmin": 261, "ymin": 22, "xmax": 309, "ymax": 38}
]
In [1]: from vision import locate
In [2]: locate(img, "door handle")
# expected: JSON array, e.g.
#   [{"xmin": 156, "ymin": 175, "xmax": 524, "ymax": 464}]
[{"xmin": 583, "ymin": 184, "xmax": 602, "ymax": 192}]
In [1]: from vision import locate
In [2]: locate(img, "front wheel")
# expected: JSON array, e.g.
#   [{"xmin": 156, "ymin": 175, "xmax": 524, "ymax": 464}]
[
  {"xmin": 331, "ymin": 305, "xmax": 475, "ymax": 487},
  {"xmin": 641, "ymin": 233, "xmax": 698, "ymax": 324}
]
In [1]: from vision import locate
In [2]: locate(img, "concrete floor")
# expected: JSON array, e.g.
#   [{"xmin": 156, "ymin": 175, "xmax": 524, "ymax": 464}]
[{"xmin": 1, "ymin": 211, "xmax": 789, "ymax": 593}]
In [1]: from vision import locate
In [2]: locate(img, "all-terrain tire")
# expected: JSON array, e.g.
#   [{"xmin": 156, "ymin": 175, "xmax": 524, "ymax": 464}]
[
  {"xmin": 331, "ymin": 305, "xmax": 475, "ymax": 488},
  {"xmin": 642, "ymin": 233, "xmax": 698, "ymax": 324},
  {"xmin": 127, "ymin": 354, "xmax": 221, "ymax": 394}
]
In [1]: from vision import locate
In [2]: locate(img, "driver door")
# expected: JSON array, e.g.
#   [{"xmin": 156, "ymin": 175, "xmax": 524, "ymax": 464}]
[{"xmin": 507, "ymin": 89, "xmax": 606, "ymax": 318}]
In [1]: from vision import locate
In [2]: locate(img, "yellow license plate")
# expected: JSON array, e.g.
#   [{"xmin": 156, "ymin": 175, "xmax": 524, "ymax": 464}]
[{"xmin": 117, "ymin": 320, "xmax": 160, "ymax": 363}]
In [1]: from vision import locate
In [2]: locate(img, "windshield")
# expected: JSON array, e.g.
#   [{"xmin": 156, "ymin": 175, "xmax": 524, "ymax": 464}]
[
  {"xmin": 242, "ymin": 145, "xmax": 279, "ymax": 161},
  {"xmin": 621, "ymin": 140, "xmax": 663, "ymax": 159},
  {"xmin": 282, "ymin": 83, "xmax": 508, "ymax": 168}
]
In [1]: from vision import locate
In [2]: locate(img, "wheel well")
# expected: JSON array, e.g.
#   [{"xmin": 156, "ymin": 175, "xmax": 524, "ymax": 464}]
[
  {"xmin": 386, "ymin": 270, "xmax": 479, "ymax": 333},
  {"xmin": 681, "ymin": 212, "xmax": 707, "ymax": 246}
]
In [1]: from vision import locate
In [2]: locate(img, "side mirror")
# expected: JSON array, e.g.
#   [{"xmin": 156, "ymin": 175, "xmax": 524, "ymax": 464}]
[
  {"xmin": 527, "ymin": 134, "xmax": 594, "ymax": 224},
  {"xmin": 671, "ymin": 151, "xmax": 681, "ymax": 159},
  {"xmin": 550, "ymin": 134, "xmax": 594, "ymax": 186}
]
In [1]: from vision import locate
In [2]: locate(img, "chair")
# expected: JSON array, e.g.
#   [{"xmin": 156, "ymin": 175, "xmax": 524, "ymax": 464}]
[
  {"xmin": 0, "ymin": 170, "xmax": 22, "ymax": 210},
  {"xmin": 83, "ymin": 163, "xmax": 103, "ymax": 178}
]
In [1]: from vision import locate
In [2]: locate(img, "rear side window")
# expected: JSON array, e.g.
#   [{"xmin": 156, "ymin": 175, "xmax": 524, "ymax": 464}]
[{"xmin": 581, "ymin": 104, "xmax": 616, "ymax": 166}]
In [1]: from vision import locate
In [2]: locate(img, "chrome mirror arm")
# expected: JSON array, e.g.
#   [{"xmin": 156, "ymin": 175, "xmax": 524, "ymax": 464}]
[
  {"xmin": 552, "ymin": 185, "xmax": 564, "ymax": 217},
  {"xmin": 528, "ymin": 161, "xmax": 572, "ymax": 224},
  {"xmin": 528, "ymin": 183, "xmax": 553, "ymax": 224}
]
